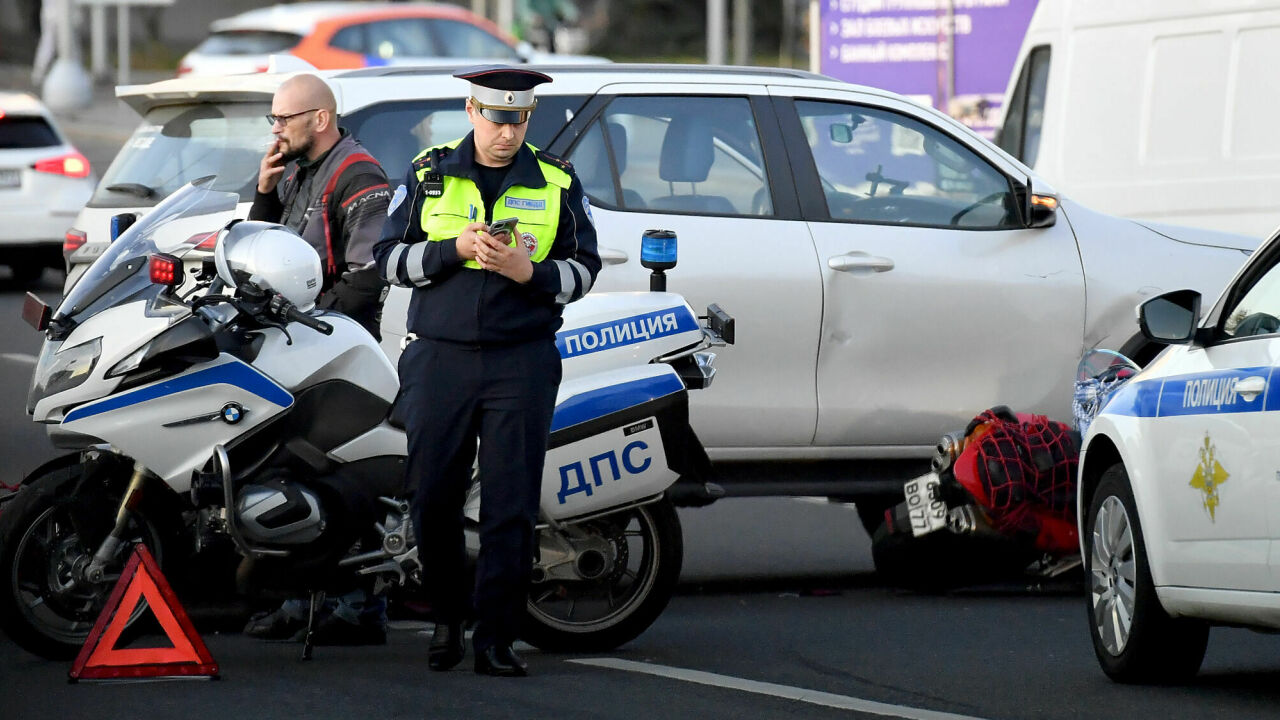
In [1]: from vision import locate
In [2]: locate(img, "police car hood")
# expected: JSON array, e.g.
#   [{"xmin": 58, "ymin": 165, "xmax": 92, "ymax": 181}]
[{"xmin": 1130, "ymin": 219, "xmax": 1261, "ymax": 253}]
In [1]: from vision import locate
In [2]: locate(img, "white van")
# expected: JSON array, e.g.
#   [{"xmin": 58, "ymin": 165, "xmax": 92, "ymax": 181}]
[{"xmin": 997, "ymin": 0, "xmax": 1280, "ymax": 239}]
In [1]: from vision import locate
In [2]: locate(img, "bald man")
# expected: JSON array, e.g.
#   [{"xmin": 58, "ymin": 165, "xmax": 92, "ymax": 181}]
[
  {"xmin": 249, "ymin": 73, "xmax": 391, "ymax": 339},
  {"xmin": 243, "ymin": 75, "xmax": 393, "ymax": 647}
]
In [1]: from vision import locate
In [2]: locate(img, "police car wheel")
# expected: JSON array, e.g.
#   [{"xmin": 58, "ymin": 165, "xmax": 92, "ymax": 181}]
[{"xmin": 1085, "ymin": 464, "xmax": 1208, "ymax": 683}]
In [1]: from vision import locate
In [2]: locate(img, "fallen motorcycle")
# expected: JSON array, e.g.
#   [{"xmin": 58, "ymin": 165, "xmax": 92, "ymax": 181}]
[
  {"xmin": 0, "ymin": 177, "xmax": 733, "ymax": 659},
  {"xmin": 869, "ymin": 404, "xmax": 1083, "ymax": 590}
]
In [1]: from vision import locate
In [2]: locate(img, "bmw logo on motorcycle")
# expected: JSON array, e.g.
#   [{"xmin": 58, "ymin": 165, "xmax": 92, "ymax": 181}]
[{"xmin": 221, "ymin": 402, "xmax": 246, "ymax": 424}]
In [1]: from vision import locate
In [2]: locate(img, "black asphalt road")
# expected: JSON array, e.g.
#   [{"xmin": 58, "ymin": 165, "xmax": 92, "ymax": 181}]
[{"xmin": 4, "ymin": 585, "xmax": 1280, "ymax": 720}]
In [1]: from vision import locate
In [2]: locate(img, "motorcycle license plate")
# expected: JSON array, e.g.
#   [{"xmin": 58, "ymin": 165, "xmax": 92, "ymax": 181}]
[{"xmin": 904, "ymin": 475, "xmax": 947, "ymax": 537}]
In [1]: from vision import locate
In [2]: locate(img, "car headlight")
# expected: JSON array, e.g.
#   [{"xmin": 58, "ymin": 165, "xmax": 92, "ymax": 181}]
[{"xmin": 27, "ymin": 337, "xmax": 102, "ymax": 412}]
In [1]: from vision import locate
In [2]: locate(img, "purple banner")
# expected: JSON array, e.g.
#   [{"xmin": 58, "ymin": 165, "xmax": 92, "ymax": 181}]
[{"xmin": 819, "ymin": 0, "xmax": 1039, "ymax": 138}]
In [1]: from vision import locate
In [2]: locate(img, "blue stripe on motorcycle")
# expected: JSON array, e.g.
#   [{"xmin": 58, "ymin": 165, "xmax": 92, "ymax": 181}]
[
  {"xmin": 63, "ymin": 360, "xmax": 294, "ymax": 424},
  {"xmin": 1101, "ymin": 367, "xmax": 1273, "ymax": 418},
  {"xmin": 552, "ymin": 374, "xmax": 684, "ymax": 432}
]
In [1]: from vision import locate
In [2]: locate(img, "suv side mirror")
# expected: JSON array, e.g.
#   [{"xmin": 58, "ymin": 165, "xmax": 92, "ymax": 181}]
[
  {"xmin": 1139, "ymin": 289, "xmax": 1201, "ymax": 344},
  {"xmin": 1013, "ymin": 177, "xmax": 1057, "ymax": 228}
]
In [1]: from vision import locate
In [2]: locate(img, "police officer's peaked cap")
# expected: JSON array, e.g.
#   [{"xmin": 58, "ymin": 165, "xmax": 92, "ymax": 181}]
[{"xmin": 455, "ymin": 65, "xmax": 552, "ymax": 124}]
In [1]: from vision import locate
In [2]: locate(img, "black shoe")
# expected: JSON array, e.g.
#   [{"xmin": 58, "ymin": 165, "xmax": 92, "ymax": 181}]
[
  {"xmin": 243, "ymin": 606, "xmax": 308, "ymax": 641},
  {"xmin": 428, "ymin": 623, "xmax": 465, "ymax": 671},
  {"xmin": 304, "ymin": 613, "xmax": 387, "ymax": 646},
  {"xmin": 474, "ymin": 645, "xmax": 528, "ymax": 677}
]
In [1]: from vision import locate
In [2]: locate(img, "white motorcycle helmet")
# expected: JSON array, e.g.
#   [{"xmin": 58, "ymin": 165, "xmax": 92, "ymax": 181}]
[{"xmin": 214, "ymin": 220, "xmax": 322, "ymax": 311}]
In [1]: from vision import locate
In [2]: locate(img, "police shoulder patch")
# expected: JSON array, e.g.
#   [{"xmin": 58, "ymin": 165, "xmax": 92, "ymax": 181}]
[{"xmin": 387, "ymin": 184, "xmax": 407, "ymax": 216}]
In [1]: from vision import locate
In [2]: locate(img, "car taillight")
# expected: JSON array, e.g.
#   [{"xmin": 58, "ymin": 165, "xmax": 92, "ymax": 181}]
[
  {"xmin": 177, "ymin": 63, "xmax": 191, "ymax": 75},
  {"xmin": 149, "ymin": 253, "xmax": 181, "ymax": 286},
  {"xmin": 33, "ymin": 152, "xmax": 90, "ymax": 179},
  {"xmin": 64, "ymin": 229, "xmax": 87, "ymax": 255}
]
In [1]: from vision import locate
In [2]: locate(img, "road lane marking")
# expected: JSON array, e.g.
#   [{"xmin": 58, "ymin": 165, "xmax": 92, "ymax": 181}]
[
  {"xmin": 568, "ymin": 658, "xmax": 990, "ymax": 720},
  {"xmin": 0, "ymin": 353, "xmax": 37, "ymax": 365}
]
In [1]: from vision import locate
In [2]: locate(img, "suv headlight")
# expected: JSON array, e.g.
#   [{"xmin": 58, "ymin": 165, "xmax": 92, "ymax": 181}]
[{"xmin": 27, "ymin": 337, "xmax": 101, "ymax": 412}]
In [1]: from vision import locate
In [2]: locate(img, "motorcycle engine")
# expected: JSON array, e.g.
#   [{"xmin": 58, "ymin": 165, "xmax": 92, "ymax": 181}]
[{"xmin": 236, "ymin": 478, "xmax": 325, "ymax": 545}]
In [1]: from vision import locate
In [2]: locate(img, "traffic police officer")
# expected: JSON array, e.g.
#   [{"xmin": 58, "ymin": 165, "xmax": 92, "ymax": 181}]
[{"xmin": 373, "ymin": 66, "xmax": 601, "ymax": 677}]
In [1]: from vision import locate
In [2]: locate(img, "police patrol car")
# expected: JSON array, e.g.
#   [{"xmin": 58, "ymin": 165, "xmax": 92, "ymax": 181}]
[
  {"xmin": 1078, "ymin": 228, "xmax": 1280, "ymax": 682},
  {"xmin": 68, "ymin": 60, "xmax": 1258, "ymax": 522}
]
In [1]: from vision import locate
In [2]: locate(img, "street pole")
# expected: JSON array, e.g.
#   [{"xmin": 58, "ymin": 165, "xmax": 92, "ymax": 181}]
[
  {"xmin": 733, "ymin": 0, "xmax": 751, "ymax": 66},
  {"xmin": 472, "ymin": 0, "xmax": 487, "ymax": 18},
  {"xmin": 707, "ymin": 0, "xmax": 726, "ymax": 65},
  {"xmin": 496, "ymin": 0, "xmax": 513, "ymax": 36},
  {"xmin": 808, "ymin": 0, "xmax": 819, "ymax": 73},
  {"xmin": 91, "ymin": 4, "xmax": 107, "ymax": 80},
  {"xmin": 42, "ymin": 0, "xmax": 93, "ymax": 113}
]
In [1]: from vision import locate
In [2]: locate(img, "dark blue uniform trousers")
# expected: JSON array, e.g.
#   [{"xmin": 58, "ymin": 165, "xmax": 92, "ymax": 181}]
[{"xmin": 399, "ymin": 336, "xmax": 561, "ymax": 652}]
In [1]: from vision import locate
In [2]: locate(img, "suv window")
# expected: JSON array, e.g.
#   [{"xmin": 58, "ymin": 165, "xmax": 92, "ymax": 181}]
[
  {"xmin": 430, "ymin": 19, "xmax": 520, "ymax": 60},
  {"xmin": 364, "ymin": 19, "xmax": 437, "ymax": 59},
  {"xmin": 566, "ymin": 95, "xmax": 772, "ymax": 216},
  {"xmin": 90, "ymin": 102, "xmax": 269, "ymax": 208},
  {"xmin": 195, "ymin": 31, "xmax": 302, "ymax": 55},
  {"xmin": 342, "ymin": 95, "xmax": 589, "ymax": 176},
  {"xmin": 997, "ymin": 45, "xmax": 1051, "ymax": 166},
  {"xmin": 794, "ymin": 100, "xmax": 1017, "ymax": 229},
  {"xmin": 0, "ymin": 115, "xmax": 59, "ymax": 148}
]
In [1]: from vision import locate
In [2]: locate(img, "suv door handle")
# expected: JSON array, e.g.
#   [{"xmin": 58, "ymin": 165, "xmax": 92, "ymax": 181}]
[
  {"xmin": 600, "ymin": 247, "xmax": 628, "ymax": 266},
  {"xmin": 1234, "ymin": 376, "xmax": 1266, "ymax": 397},
  {"xmin": 828, "ymin": 252, "xmax": 895, "ymax": 274}
]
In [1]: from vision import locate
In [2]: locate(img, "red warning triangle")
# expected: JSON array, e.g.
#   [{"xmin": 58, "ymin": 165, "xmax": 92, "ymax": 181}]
[{"xmin": 69, "ymin": 544, "xmax": 218, "ymax": 681}]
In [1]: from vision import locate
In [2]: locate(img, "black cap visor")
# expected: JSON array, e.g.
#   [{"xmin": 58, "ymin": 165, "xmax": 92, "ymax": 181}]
[{"xmin": 477, "ymin": 107, "xmax": 530, "ymax": 124}]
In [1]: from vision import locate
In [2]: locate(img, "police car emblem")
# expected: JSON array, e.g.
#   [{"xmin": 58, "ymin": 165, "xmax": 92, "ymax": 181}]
[
  {"xmin": 1190, "ymin": 433, "xmax": 1228, "ymax": 521},
  {"xmin": 221, "ymin": 402, "xmax": 246, "ymax": 425},
  {"xmin": 520, "ymin": 231, "xmax": 537, "ymax": 255}
]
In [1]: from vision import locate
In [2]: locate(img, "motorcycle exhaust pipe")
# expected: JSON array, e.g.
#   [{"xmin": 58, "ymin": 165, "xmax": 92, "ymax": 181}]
[
  {"xmin": 575, "ymin": 549, "xmax": 609, "ymax": 580},
  {"xmin": 931, "ymin": 431, "xmax": 967, "ymax": 474}
]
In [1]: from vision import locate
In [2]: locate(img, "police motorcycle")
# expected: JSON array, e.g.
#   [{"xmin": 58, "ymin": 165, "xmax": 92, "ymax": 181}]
[{"xmin": 0, "ymin": 177, "xmax": 733, "ymax": 660}]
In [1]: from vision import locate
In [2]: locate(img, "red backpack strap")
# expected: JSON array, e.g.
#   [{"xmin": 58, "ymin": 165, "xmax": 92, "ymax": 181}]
[{"xmin": 320, "ymin": 152, "xmax": 379, "ymax": 278}]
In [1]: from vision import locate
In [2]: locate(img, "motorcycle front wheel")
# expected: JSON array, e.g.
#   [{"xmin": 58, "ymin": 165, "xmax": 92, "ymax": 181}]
[
  {"xmin": 521, "ymin": 499, "xmax": 682, "ymax": 652},
  {"xmin": 0, "ymin": 463, "xmax": 169, "ymax": 660}
]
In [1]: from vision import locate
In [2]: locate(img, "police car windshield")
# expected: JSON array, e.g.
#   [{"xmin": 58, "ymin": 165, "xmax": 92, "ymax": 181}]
[
  {"xmin": 89, "ymin": 102, "xmax": 269, "ymax": 209},
  {"xmin": 59, "ymin": 178, "xmax": 238, "ymax": 322}
]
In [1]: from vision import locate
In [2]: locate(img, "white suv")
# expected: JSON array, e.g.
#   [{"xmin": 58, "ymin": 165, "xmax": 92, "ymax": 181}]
[{"xmin": 67, "ymin": 64, "xmax": 1257, "ymax": 523}]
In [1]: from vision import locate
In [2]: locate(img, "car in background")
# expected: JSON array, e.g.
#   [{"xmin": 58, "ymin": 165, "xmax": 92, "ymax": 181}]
[
  {"xmin": 177, "ymin": 1, "xmax": 603, "ymax": 76},
  {"xmin": 65, "ymin": 64, "xmax": 1257, "ymax": 517},
  {"xmin": 0, "ymin": 92, "xmax": 93, "ymax": 284},
  {"xmin": 1077, "ymin": 225, "xmax": 1280, "ymax": 682}
]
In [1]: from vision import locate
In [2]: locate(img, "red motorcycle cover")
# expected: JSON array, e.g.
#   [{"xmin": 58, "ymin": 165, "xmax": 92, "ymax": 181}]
[{"xmin": 951, "ymin": 406, "xmax": 1079, "ymax": 554}]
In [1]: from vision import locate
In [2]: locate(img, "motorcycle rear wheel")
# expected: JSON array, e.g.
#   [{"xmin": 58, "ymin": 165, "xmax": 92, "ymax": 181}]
[
  {"xmin": 0, "ymin": 464, "xmax": 169, "ymax": 660},
  {"xmin": 521, "ymin": 499, "xmax": 682, "ymax": 652}
]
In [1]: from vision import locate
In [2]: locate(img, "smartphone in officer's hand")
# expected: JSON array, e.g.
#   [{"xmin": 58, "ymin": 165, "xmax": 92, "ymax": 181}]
[{"xmin": 487, "ymin": 217, "xmax": 518, "ymax": 238}]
